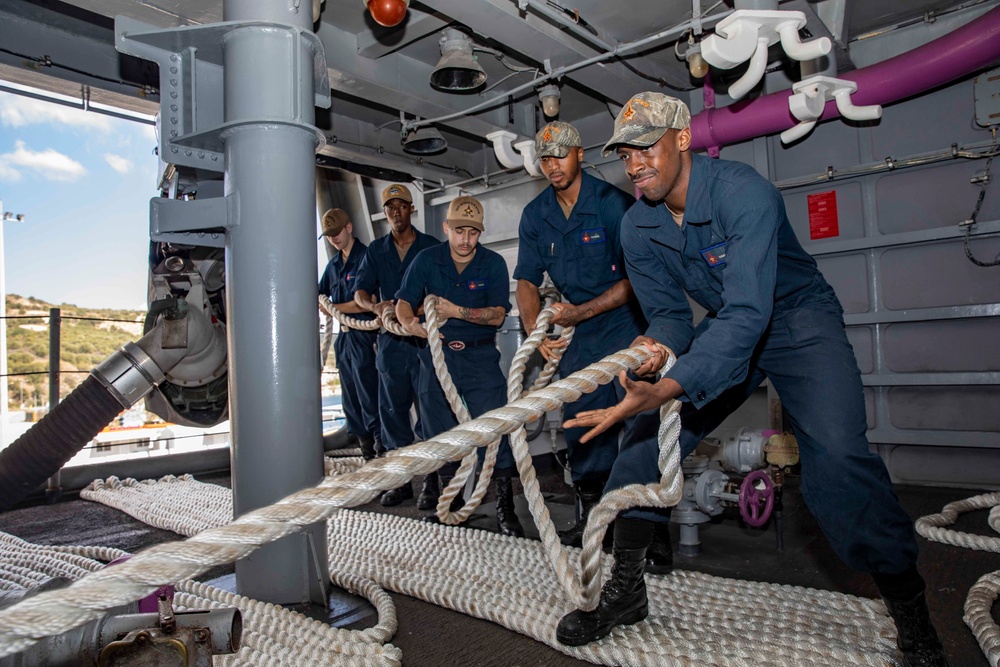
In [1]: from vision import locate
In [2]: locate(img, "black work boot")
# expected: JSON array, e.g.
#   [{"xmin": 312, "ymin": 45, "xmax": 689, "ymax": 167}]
[
  {"xmin": 494, "ymin": 477, "xmax": 524, "ymax": 537},
  {"xmin": 556, "ymin": 518, "xmax": 652, "ymax": 646},
  {"xmin": 416, "ymin": 473, "xmax": 440, "ymax": 511},
  {"xmin": 644, "ymin": 521, "xmax": 673, "ymax": 575},
  {"xmin": 379, "ymin": 481, "xmax": 413, "ymax": 507},
  {"xmin": 558, "ymin": 478, "xmax": 605, "ymax": 548},
  {"xmin": 358, "ymin": 436, "xmax": 377, "ymax": 462},
  {"xmin": 882, "ymin": 591, "xmax": 951, "ymax": 667}
]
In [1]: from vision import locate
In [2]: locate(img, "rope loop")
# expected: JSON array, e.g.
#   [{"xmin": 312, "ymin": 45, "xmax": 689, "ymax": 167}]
[{"xmin": 917, "ymin": 492, "xmax": 1000, "ymax": 666}]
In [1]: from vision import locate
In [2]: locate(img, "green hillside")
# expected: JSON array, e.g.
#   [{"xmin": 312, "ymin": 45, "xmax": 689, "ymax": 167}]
[
  {"xmin": 5, "ymin": 294, "xmax": 343, "ymax": 409},
  {"xmin": 4, "ymin": 295, "xmax": 145, "ymax": 408}
]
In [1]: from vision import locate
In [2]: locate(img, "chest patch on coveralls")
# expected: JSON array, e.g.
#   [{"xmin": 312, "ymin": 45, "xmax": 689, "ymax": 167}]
[
  {"xmin": 699, "ymin": 242, "xmax": 727, "ymax": 267},
  {"xmin": 345, "ymin": 271, "xmax": 356, "ymax": 282},
  {"xmin": 580, "ymin": 228, "xmax": 606, "ymax": 244},
  {"xmin": 466, "ymin": 278, "xmax": 487, "ymax": 291}
]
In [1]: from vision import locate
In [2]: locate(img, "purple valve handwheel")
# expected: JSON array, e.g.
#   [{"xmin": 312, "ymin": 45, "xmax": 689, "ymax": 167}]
[{"xmin": 739, "ymin": 469, "xmax": 775, "ymax": 528}]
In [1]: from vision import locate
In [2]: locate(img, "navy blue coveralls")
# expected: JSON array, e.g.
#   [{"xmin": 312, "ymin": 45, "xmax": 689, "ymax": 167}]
[
  {"xmin": 514, "ymin": 171, "xmax": 646, "ymax": 483},
  {"xmin": 319, "ymin": 240, "xmax": 380, "ymax": 442},
  {"xmin": 397, "ymin": 242, "xmax": 516, "ymax": 475},
  {"xmin": 610, "ymin": 152, "xmax": 918, "ymax": 575},
  {"xmin": 354, "ymin": 228, "xmax": 439, "ymax": 451}
]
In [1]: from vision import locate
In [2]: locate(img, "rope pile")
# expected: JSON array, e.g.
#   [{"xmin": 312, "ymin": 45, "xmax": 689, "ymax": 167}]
[
  {"xmin": 916, "ymin": 492, "xmax": 1000, "ymax": 666},
  {"xmin": 0, "ymin": 294, "xmax": 907, "ymax": 666},
  {"xmin": 4, "ymin": 483, "xmax": 904, "ymax": 666},
  {"xmin": 0, "ymin": 300, "xmax": 657, "ymax": 658},
  {"xmin": 82, "ymin": 474, "xmax": 231, "ymax": 536},
  {"xmin": 0, "ymin": 531, "xmax": 402, "ymax": 666}
]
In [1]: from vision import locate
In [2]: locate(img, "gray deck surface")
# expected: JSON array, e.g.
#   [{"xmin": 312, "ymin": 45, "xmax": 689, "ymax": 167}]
[{"xmin": 1, "ymin": 462, "xmax": 996, "ymax": 667}]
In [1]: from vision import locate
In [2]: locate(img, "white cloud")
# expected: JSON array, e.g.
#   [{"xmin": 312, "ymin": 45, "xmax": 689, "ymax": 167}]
[
  {"xmin": 0, "ymin": 94, "xmax": 113, "ymax": 132},
  {"xmin": 104, "ymin": 153, "xmax": 133, "ymax": 174},
  {"xmin": 0, "ymin": 160, "xmax": 21, "ymax": 182},
  {"xmin": 1, "ymin": 141, "xmax": 87, "ymax": 182}
]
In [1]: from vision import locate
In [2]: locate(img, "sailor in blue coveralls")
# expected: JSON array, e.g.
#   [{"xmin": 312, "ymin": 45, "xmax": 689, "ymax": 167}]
[
  {"xmin": 555, "ymin": 93, "xmax": 951, "ymax": 667},
  {"xmin": 396, "ymin": 195, "xmax": 524, "ymax": 537},
  {"xmin": 317, "ymin": 208, "xmax": 380, "ymax": 460},
  {"xmin": 514, "ymin": 121, "xmax": 648, "ymax": 549},
  {"xmin": 354, "ymin": 183, "xmax": 440, "ymax": 506}
]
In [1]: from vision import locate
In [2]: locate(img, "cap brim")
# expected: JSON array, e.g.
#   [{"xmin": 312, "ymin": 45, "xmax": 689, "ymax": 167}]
[
  {"xmin": 445, "ymin": 221, "xmax": 484, "ymax": 232},
  {"xmin": 536, "ymin": 146, "xmax": 573, "ymax": 159},
  {"xmin": 601, "ymin": 126, "xmax": 668, "ymax": 157}
]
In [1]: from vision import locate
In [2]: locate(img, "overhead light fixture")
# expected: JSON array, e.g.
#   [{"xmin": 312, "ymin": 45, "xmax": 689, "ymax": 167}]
[
  {"xmin": 364, "ymin": 0, "xmax": 409, "ymax": 27},
  {"xmin": 402, "ymin": 126, "xmax": 447, "ymax": 155},
  {"xmin": 538, "ymin": 83, "xmax": 561, "ymax": 118},
  {"xmin": 686, "ymin": 39, "xmax": 710, "ymax": 79},
  {"xmin": 430, "ymin": 28, "xmax": 487, "ymax": 92}
]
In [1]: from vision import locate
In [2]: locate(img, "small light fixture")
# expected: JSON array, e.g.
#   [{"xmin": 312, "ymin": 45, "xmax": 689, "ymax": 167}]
[
  {"xmin": 538, "ymin": 83, "xmax": 561, "ymax": 118},
  {"xmin": 364, "ymin": 0, "xmax": 409, "ymax": 27},
  {"xmin": 402, "ymin": 126, "xmax": 447, "ymax": 155},
  {"xmin": 430, "ymin": 28, "xmax": 487, "ymax": 92},
  {"xmin": 686, "ymin": 37, "xmax": 710, "ymax": 79}
]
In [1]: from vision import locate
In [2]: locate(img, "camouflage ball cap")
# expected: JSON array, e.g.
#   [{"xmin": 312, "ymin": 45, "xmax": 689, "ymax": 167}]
[
  {"xmin": 445, "ymin": 195, "xmax": 484, "ymax": 232},
  {"xmin": 535, "ymin": 121, "xmax": 582, "ymax": 159},
  {"xmin": 601, "ymin": 92, "xmax": 691, "ymax": 156}
]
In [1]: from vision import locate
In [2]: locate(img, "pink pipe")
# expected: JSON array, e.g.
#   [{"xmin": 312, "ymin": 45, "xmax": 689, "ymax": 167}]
[{"xmin": 690, "ymin": 4, "xmax": 1000, "ymax": 151}]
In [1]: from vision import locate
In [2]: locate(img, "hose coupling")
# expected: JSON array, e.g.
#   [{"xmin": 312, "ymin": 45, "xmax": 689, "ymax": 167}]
[{"xmin": 91, "ymin": 342, "xmax": 166, "ymax": 409}]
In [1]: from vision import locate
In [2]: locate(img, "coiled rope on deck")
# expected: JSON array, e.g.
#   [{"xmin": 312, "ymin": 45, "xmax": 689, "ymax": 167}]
[
  {"xmin": 0, "ymin": 301, "xmax": 655, "ymax": 658},
  {"xmin": 916, "ymin": 492, "xmax": 1000, "ymax": 667},
  {"xmin": 0, "ymin": 533, "xmax": 403, "ymax": 666},
  {"xmin": 0, "ymin": 294, "xmax": 910, "ymax": 666},
  {"xmin": 1, "ymin": 506, "xmax": 903, "ymax": 666}
]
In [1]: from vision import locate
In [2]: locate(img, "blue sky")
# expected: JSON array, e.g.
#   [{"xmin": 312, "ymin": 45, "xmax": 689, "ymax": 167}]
[{"xmin": 0, "ymin": 85, "xmax": 158, "ymax": 311}]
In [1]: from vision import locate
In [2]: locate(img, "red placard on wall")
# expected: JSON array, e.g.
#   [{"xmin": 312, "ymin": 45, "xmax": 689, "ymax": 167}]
[{"xmin": 807, "ymin": 190, "xmax": 840, "ymax": 240}]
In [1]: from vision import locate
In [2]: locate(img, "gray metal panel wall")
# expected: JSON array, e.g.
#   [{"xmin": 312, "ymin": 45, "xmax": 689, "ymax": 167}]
[{"xmin": 757, "ymin": 73, "xmax": 999, "ymax": 484}]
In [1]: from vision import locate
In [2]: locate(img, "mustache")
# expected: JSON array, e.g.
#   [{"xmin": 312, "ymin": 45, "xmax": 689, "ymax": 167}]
[{"xmin": 631, "ymin": 170, "xmax": 656, "ymax": 183}]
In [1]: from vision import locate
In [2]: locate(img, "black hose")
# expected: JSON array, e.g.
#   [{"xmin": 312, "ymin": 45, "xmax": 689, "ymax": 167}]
[
  {"xmin": 524, "ymin": 413, "xmax": 546, "ymax": 442},
  {"xmin": 0, "ymin": 375, "xmax": 125, "ymax": 510}
]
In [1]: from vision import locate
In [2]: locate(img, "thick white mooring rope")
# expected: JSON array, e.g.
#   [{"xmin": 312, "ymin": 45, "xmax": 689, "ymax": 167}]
[
  {"xmin": 1, "ymin": 505, "xmax": 903, "ymax": 666},
  {"xmin": 0, "ymin": 295, "xmax": 909, "ymax": 666},
  {"xmin": 0, "ymin": 310, "xmax": 656, "ymax": 657},
  {"xmin": 916, "ymin": 491, "xmax": 1000, "ymax": 667},
  {"xmin": 0, "ymin": 531, "xmax": 403, "ymax": 666}
]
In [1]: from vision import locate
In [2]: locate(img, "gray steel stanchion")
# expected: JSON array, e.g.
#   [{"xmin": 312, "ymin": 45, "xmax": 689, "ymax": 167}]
[{"xmin": 223, "ymin": 0, "xmax": 328, "ymax": 605}]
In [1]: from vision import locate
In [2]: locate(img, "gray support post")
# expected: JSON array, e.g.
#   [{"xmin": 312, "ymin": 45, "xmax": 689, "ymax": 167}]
[
  {"xmin": 222, "ymin": 0, "xmax": 328, "ymax": 604},
  {"xmin": 46, "ymin": 307, "xmax": 62, "ymax": 503}
]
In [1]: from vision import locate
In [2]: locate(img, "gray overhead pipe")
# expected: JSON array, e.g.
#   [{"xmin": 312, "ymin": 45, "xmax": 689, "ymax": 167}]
[{"xmin": 0, "ymin": 299, "xmax": 225, "ymax": 510}]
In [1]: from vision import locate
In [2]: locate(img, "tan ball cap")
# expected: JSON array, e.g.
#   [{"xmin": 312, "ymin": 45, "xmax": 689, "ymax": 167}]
[
  {"xmin": 381, "ymin": 183, "xmax": 413, "ymax": 206},
  {"xmin": 320, "ymin": 208, "xmax": 350, "ymax": 237},
  {"xmin": 445, "ymin": 195, "xmax": 484, "ymax": 232}
]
